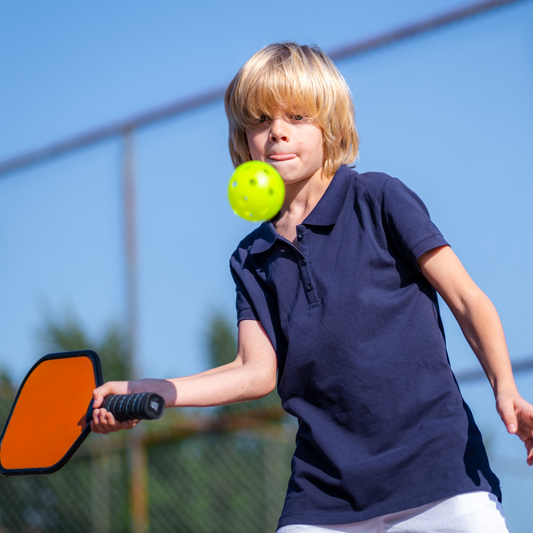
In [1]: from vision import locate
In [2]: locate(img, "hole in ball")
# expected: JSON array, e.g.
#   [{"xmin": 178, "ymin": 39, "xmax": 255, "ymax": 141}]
[
  {"xmin": 249, "ymin": 178, "xmax": 257, "ymax": 186},
  {"xmin": 232, "ymin": 181, "xmax": 238, "ymax": 187}
]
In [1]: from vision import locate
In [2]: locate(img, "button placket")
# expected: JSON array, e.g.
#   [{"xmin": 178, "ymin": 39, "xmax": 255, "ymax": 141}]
[{"xmin": 295, "ymin": 225, "xmax": 320, "ymax": 307}]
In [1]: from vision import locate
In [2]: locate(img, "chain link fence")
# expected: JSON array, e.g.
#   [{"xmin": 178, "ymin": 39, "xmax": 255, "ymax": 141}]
[
  {"xmin": 1, "ymin": 1, "xmax": 532, "ymax": 531},
  {"xmin": 0, "ymin": 397, "xmax": 295, "ymax": 533},
  {"xmin": 1, "ymin": 385, "xmax": 532, "ymax": 533}
]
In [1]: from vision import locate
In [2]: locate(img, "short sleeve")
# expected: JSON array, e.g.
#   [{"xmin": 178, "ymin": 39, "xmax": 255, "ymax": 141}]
[
  {"xmin": 229, "ymin": 239, "xmax": 283, "ymax": 358},
  {"xmin": 230, "ymin": 263, "xmax": 260, "ymax": 323},
  {"xmin": 382, "ymin": 178, "xmax": 448, "ymax": 268}
]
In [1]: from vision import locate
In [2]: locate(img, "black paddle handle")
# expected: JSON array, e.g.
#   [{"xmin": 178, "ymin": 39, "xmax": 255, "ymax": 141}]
[{"xmin": 101, "ymin": 393, "xmax": 165, "ymax": 422}]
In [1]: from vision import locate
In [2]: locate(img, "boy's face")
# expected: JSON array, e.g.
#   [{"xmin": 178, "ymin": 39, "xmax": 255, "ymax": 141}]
[{"xmin": 245, "ymin": 110, "xmax": 325, "ymax": 187}]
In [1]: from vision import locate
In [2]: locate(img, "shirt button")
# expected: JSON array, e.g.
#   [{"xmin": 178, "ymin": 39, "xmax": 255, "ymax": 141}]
[
  {"xmin": 297, "ymin": 232, "xmax": 304, "ymax": 240},
  {"xmin": 300, "ymin": 259, "xmax": 307, "ymax": 266},
  {"xmin": 306, "ymin": 283, "xmax": 313, "ymax": 292}
]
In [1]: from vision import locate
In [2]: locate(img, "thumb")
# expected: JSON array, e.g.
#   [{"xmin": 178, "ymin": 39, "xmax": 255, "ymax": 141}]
[
  {"xmin": 92, "ymin": 392, "xmax": 104, "ymax": 409},
  {"xmin": 92, "ymin": 383, "xmax": 112, "ymax": 409},
  {"xmin": 498, "ymin": 399, "xmax": 517, "ymax": 434}
]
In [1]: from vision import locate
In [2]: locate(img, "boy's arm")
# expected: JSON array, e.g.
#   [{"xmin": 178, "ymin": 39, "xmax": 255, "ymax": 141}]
[
  {"xmin": 418, "ymin": 245, "xmax": 533, "ymax": 465},
  {"xmin": 90, "ymin": 319, "xmax": 277, "ymax": 434}
]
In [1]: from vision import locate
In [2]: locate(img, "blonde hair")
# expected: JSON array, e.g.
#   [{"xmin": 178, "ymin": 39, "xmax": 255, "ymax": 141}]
[{"xmin": 224, "ymin": 42, "xmax": 359, "ymax": 178}]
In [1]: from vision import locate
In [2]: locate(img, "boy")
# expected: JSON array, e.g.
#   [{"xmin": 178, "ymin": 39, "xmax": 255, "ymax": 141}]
[{"xmin": 92, "ymin": 43, "xmax": 533, "ymax": 532}]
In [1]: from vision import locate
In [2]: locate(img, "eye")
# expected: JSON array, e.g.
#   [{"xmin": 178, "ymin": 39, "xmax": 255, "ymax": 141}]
[
  {"xmin": 293, "ymin": 115, "xmax": 304, "ymax": 120},
  {"xmin": 258, "ymin": 115, "xmax": 269, "ymax": 123}
]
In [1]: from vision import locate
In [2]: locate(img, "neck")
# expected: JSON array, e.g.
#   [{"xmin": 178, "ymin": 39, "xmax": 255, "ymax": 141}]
[
  {"xmin": 274, "ymin": 168, "xmax": 332, "ymax": 243},
  {"xmin": 283, "ymin": 170, "xmax": 331, "ymax": 221}
]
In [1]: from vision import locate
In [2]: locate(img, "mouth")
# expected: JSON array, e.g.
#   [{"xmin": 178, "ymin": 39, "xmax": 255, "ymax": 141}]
[{"xmin": 268, "ymin": 154, "xmax": 297, "ymax": 161}]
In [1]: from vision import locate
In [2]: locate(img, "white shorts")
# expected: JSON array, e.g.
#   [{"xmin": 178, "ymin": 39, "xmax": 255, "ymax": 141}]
[{"xmin": 277, "ymin": 491, "xmax": 508, "ymax": 533}]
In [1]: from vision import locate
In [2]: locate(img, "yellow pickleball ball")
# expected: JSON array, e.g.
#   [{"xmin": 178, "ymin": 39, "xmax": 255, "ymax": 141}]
[{"xmin": 228, "ymin": 161, "xmax": 285, "ymax": 222}]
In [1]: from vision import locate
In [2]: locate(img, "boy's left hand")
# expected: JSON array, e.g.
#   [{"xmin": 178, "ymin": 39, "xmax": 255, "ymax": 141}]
[
  {"xmin": 419, "ymin": 247, "xmax": 533, "ymax": 465},
  {"xmin": 496, "ymin": 391, "xmax": 533, "ymax": 465}
]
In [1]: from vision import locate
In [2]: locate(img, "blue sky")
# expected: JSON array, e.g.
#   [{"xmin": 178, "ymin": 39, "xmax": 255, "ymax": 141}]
[
  {"xmin": 1, "ymin": 1, "xmax": 533, "ymax": 501},
  {"xmin": 2, "ymin": 0, "xmax": 500, "ymax": 375},
  {"xmin": 0, "ymin": 0, "xmax": 475, "ymax": 160}
]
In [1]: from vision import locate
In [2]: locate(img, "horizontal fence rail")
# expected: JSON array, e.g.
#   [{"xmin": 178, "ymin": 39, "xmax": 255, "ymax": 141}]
[
  {"xmin": 1, "ymin": 1, "xmax": 532, "ymax": 531},
  {"xmin": 0, "ymin": 0, "xmax": 527, "ymax": 178}
]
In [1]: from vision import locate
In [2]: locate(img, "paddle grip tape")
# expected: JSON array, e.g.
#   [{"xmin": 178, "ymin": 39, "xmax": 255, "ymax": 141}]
[{"xmin": 102, "ymin": 393, "xmax": 165, "ymax": 421}]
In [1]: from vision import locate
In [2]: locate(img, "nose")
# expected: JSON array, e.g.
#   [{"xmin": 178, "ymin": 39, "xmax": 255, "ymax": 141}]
[{"xmin": 269, "ymin": 117, "xmax": 289, "ymax": 143}]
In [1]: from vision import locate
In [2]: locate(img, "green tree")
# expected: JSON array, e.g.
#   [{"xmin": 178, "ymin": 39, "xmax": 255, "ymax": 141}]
[
  {"xmin": 38, "ymin": 313, "xmax": 129, "ymax": 381},
  {"xmin": 206, "ymin": 311, "xmax": 238, "ymax": 368},
  {"xmin": 0, "ymin": 367, "xmax": 15, "ymax": 399},
  {"xmin": 0, "ymin": 366, "xmax": 16, "ymax": 425},
  {"xmin": 34, "ymin": 313, "xmax": 131, "ymax": 532},
  {"xmin": 205, "ymin": 311, "xmax": 281, "ymax": 412}
]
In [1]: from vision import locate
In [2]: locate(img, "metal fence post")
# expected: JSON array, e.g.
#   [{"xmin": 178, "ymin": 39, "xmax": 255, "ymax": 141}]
[{"xmin": 122, "ymin": 128, "xmax": 148, "ymax": 533}]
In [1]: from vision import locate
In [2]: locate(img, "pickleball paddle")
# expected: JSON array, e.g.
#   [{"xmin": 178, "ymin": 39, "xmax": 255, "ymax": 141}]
[{"xmin": 0, "ymin": 349, "xmax": 164, "ymax": 476}]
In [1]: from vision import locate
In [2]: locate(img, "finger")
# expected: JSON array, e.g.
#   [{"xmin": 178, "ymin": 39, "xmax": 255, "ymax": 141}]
[
  {"xmin": 90, "ymin": 409, "xmax": 107, "ymax": 433},
  {"xmin": 526, "ymin": 439, "xmax": 533, "ymax": 467},
  {"xmin": 515, "ymin": 410, "xmax": 533, "ymax": 442},
  {"xmin": 92, "ymin": 409, "xmax": 117, "ymax": 433},
  {"xmin": 90, "ymin": 420, "xmax": 109, "ymax": 434},
  {"xmin": 498, "ymin": 402, "xmax": 518, "ymax": 434},
  {"xmin": 92, "ymin": 382, "xmax": 117, "ymax": 408},
  {"xmin": 91, "ymin": 409, "xmax": 139, "ymax": 433},
  {"xmin": 90, "ymin": 410, "xmax": 109, "ymax": 434},
  {"xmin": 92, "ymin": 392, "xmax": 104, "ymax": 409}
]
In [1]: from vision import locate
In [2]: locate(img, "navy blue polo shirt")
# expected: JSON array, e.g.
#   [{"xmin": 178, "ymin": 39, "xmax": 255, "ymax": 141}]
[{"xmin": 230, "ymin": 165, "xmax": 500, "ymax": 527}]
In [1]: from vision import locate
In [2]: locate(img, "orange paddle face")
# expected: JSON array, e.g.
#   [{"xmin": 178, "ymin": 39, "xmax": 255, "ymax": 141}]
[{"xmin": 0, "ymin": 350, "xmax": 103, "ymax": 476}]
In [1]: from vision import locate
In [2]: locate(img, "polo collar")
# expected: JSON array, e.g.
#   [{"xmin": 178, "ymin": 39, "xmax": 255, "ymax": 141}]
[
  {"xmin": 250, "ymin": 222, "xmax": 279, "ymax": 254},
  {"xmin": 303, "ymin": 165, "xmax": 354, "ymax": 226},
  {"xmin": 249, "ymin": 165, "xmax": 355, "ymax": 255}
]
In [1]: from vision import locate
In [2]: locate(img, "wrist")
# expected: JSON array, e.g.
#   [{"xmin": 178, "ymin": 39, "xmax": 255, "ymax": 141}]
[
  {"xmin": 134, "ymin": 378, "xmax": 177, "ymax": 407},
  {"xmin": 494, "ymin": 379, "xmax": 519, "ymax": 399}
]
